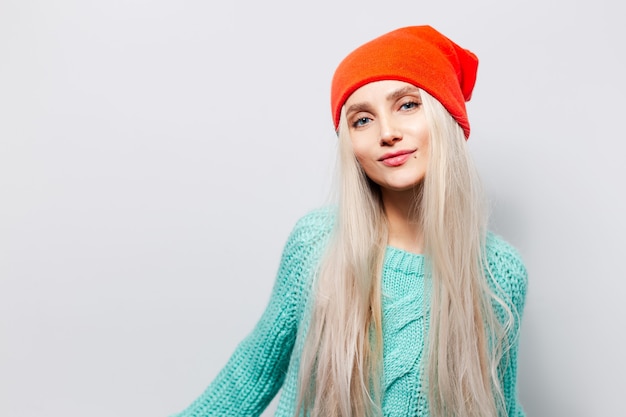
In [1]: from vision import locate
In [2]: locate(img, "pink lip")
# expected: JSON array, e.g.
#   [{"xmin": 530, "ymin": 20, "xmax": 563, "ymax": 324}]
[{"xmin": 379, "ymin": 149, "xmax": 416, "ymax": 167}]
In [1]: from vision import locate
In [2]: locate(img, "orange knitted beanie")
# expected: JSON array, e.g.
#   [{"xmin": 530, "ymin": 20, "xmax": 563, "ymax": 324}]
[{"xmin": 331, "ymin": 25, "xmax": 478, "ymax": 138}]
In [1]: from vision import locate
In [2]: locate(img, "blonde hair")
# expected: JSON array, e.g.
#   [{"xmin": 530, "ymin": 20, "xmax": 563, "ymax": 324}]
[{"xmin": 297, "ymin": 89, "xmax": 514, "ymax": 417}]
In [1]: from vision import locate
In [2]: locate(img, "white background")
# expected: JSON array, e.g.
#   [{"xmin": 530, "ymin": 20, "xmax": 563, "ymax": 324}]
[{"xmin": 1, "ymin": 1, "xmax": 625, "ymax": 416}]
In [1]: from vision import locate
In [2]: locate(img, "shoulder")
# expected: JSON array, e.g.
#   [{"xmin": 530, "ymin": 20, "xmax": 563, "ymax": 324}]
[
  {"xmin": 263, "ymin": 207, "xmax": 337, "ymax": 322},
  {"xmin": 485, "ymin": 232, "xmax": 527, "ymax": 281},
  {"xmin": 287, "ymin": 206, "xmax": 336, "ymax": 246},
  {"xmin": 485, "ymin": 232, "xmax": 529, "ymax": 314},
  {"xmin": 277, "ymin": 206, "xmax": 336, "ymax": 271}
]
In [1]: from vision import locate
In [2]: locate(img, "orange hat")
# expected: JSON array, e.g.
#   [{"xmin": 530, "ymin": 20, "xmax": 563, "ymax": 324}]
[{"xmin": 331, "ymin": 25, "xmax": 478, "ymax": 138}]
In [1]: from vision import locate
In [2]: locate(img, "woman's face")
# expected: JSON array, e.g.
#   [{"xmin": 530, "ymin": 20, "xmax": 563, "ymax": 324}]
[{"xmin": 344, "ymin": 80, "xmax": 430, "ymax": 194}]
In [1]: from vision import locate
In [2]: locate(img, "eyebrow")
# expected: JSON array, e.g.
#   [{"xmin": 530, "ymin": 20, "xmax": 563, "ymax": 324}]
[
  {"xmin": 345, "ymin": 85, "xmax": 421, "ymax": 116},
  {"xmin": 386, "ymin": 85, "xmax": 421, "ymax": 102}
]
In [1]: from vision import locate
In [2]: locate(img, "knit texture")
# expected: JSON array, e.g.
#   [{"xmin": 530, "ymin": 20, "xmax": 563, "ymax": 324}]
[{"xmin": 172, "ymin": 207, "xmax": 527, "ymax": 417}]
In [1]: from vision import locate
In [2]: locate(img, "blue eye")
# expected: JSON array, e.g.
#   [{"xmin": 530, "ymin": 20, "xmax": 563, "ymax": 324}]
[
  {"xmin": 400, "ymin": 101, "xmax": 420, "ymax": 110},
  {"xmin": 353, "ymin": 117, "xmax": 372, "ymax": 128}
]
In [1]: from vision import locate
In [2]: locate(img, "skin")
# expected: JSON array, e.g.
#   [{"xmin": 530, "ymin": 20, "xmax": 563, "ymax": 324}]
[{"xmin": 344, "ymin": 80, "xmax": 430, "ymax": 254}]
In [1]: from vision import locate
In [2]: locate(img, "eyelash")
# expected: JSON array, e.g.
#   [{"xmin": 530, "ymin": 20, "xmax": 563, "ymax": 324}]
[
  {"xmin": 352, "ymin": 117, "xmax": 372, "ymax": 128},
  {"xmin": 400, "ymin": 100, "xmax": 420, "ymax": 110},
  {"xmin": 350, "ymin": 99, "xmax": 421, "ymax": 128}
]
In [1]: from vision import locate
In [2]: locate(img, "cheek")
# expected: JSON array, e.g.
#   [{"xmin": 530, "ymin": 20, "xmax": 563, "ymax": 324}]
[
  {"xmin": 351, "ymin": 147, "xmax": 374, "ymax": 174},
  {"xmin": 350, "ymin": 142, "xmax": 369, "ymax": 165}
]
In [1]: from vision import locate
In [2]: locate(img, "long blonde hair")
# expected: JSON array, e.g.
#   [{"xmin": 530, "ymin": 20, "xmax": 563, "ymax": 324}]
[{"xmin": 297, "ymin": 89, "xmax": 513, "ymax": 417}]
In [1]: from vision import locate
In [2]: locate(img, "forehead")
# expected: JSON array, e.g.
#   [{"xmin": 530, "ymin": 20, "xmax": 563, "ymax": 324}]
[{"xmin": 344, "ymin": 80, "xmax": 419, "ymax": 106}]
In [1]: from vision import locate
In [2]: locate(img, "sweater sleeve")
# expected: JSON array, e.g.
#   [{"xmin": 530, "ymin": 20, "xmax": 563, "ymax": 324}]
[
  {"xmin": 171, "ymin": 208, "xmax": 334, "ymax": 417},
  {"xmin": 485, "ymin": 233, "xmax": 528, "ymax": 417}
]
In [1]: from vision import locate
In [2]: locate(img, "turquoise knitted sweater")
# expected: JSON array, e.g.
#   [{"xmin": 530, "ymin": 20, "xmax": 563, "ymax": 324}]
[{"xmin": 173, "ymin": 207, "xmax": 527, "ymax": 416}]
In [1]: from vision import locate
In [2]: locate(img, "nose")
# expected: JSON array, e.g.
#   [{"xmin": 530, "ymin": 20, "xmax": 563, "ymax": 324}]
[{"xmin": 379, "ymin": 115, "xmax": 402, "ymax": 146}]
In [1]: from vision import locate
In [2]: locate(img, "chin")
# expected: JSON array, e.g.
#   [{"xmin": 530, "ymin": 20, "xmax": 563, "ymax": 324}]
[
  {"xmin": 381, "ymin": 181, "xmax": 424, "ymax": 193},
  {"xmin": 383, "ymin": 176, "xmax": 425, "ymax": 191}
]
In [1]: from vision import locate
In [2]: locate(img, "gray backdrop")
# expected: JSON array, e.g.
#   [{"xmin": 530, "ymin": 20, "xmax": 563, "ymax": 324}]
[{"xmin": 1, "ymin": 1, "xmax": 624, "ymax": 416}]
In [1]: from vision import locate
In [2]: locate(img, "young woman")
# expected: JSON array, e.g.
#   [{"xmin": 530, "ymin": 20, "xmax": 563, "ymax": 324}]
[{"xmin": 173, "ymin": 25, "xmax": 527, "ymax": 417}]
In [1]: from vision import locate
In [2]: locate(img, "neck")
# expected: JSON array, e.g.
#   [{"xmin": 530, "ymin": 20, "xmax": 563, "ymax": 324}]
[{"xmin": 381, "ymin": 187, "xmax": 424, "ymax": 254}]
